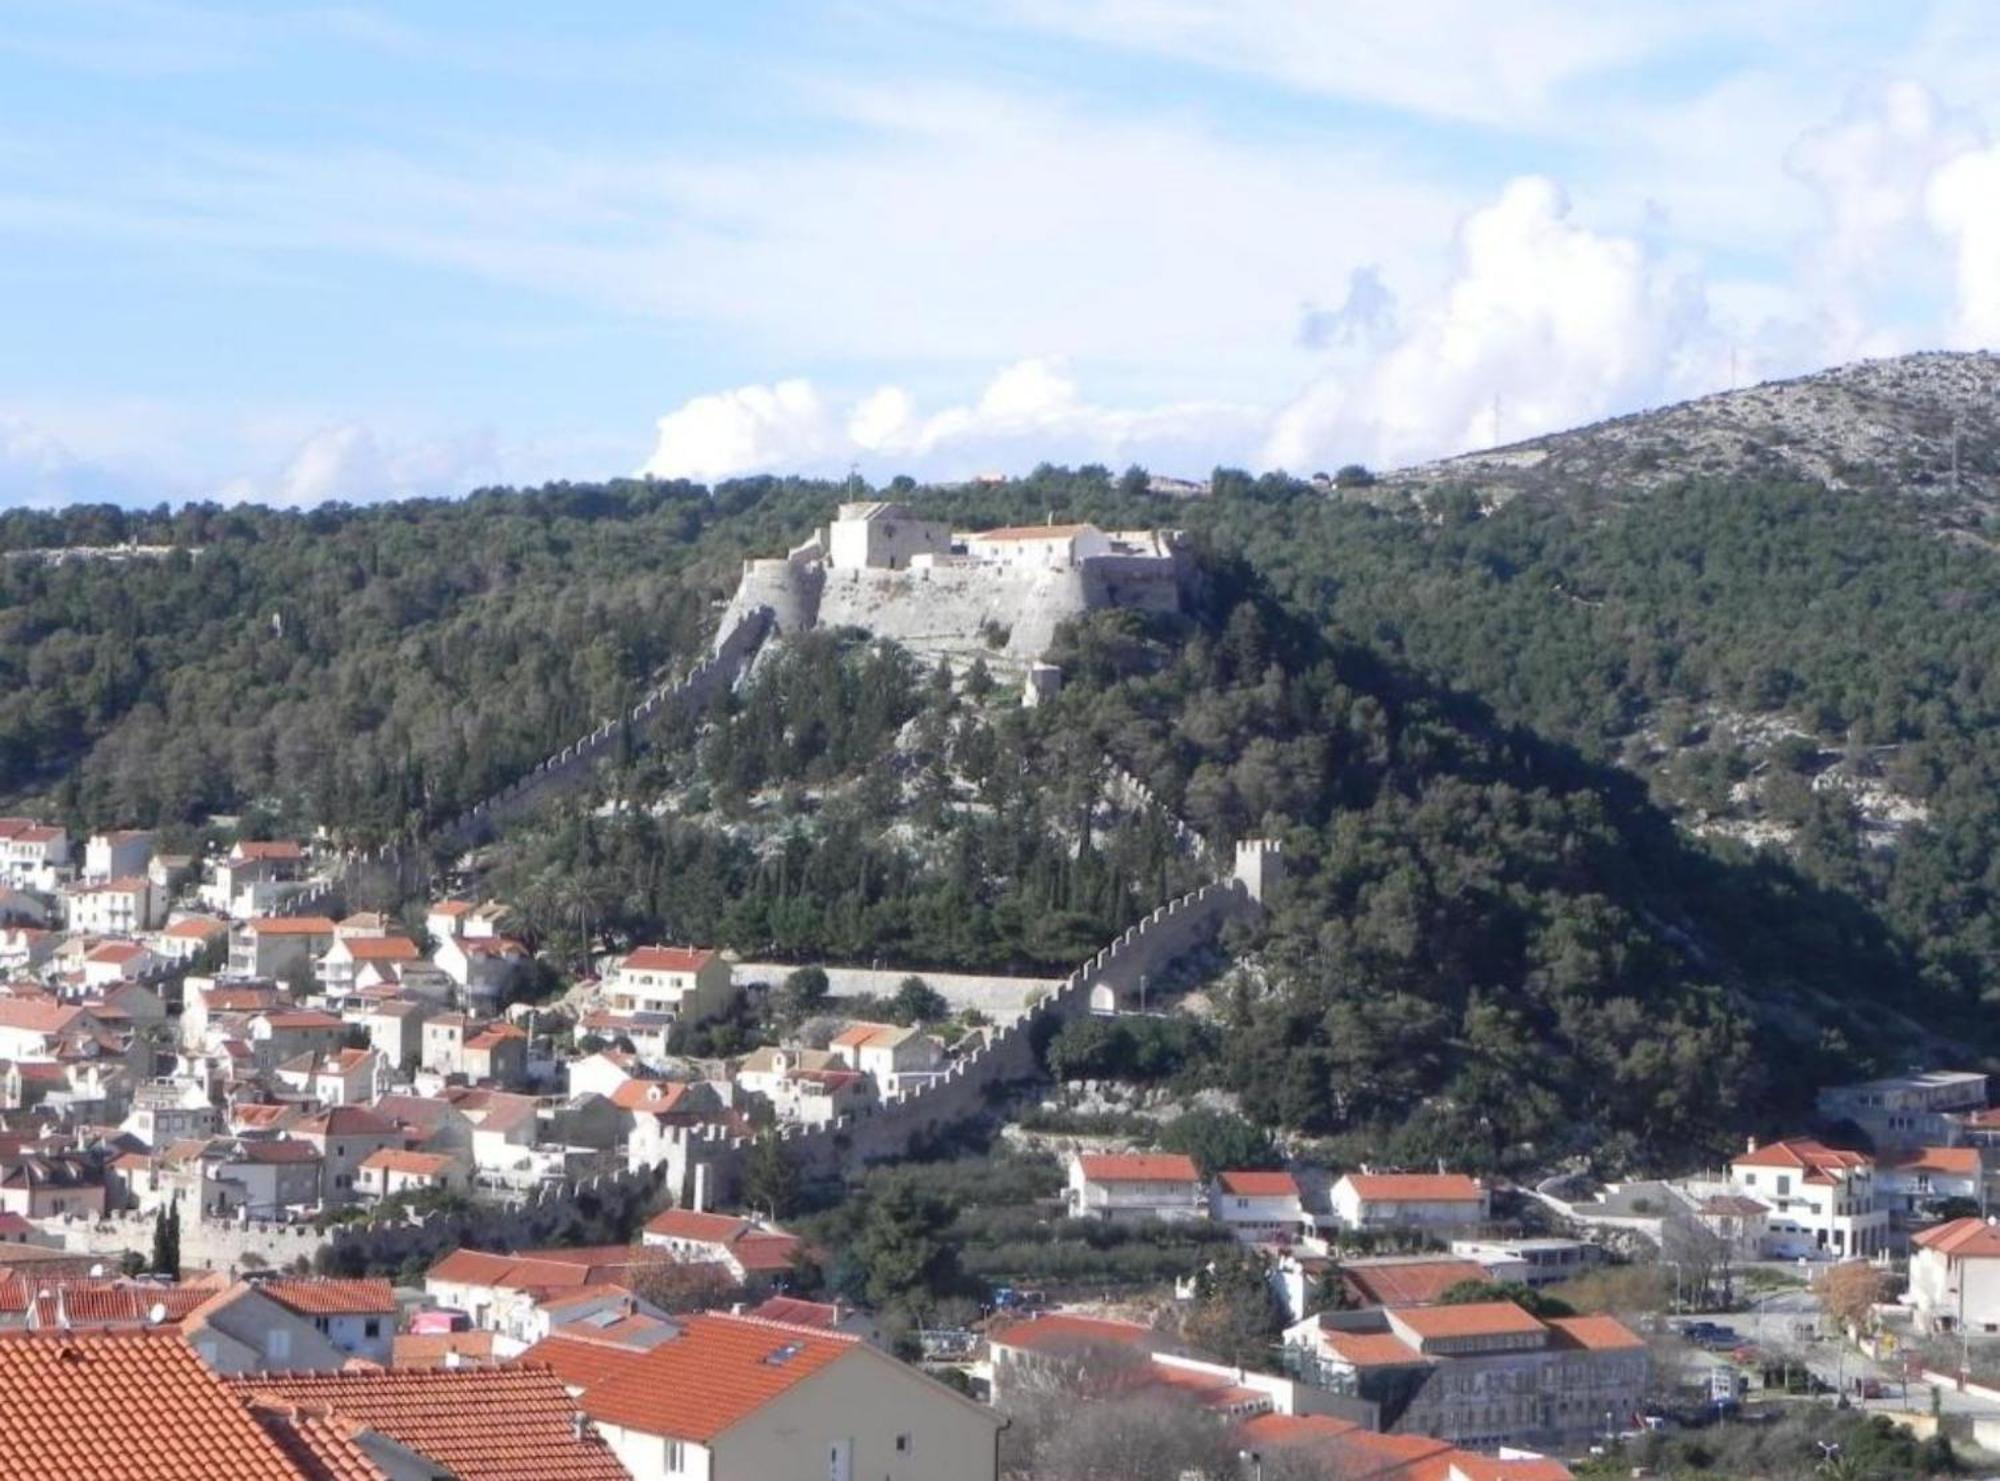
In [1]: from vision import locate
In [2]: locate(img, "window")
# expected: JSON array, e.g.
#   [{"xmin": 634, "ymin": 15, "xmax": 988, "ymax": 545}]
[
  {"xmin": 663, "ymin": 1439, "xmax": 685, "ymax": 1472},
  {"xmin": 364, "ymin": 1319, "xmax": 381, "ymax": 1338},
  {"xmin": 896, "ymin": 1433, "xmax": 912, "ymax": 1454}
]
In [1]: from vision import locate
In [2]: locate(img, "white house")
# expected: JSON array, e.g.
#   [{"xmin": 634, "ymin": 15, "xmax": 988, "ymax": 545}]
[
  {"xmin": 1911, "ymin": 1217, "xmax": 2000, "ymax": 1335},
  {"xmin": 1328, "ymin": 1173, "xmax": 1490, "ymax": 1233},
  {"xmin": 63, "ymin": 876, "xmax": 158, "ymax": 935},
  {"xmin": 1729, "ymin": 1137, "xmax": 1889, "ymax": 1259},
  {"xmin": 827, "ymin": 1021, "xmax": 947, "ymax": 1094},
  {"xmin": 608, "ymin": 946, "xmax": 735, "ymax": 1028},
  {"xmin": 81, "ymin": 939, "xmax": 157, "ymax": 988},
  {"xmin": 1880, "ymin": 1146, "xmax": 1985, "ymax": 1220},
  {"xmin": 642, "ymin": 1208, "xmax": 804, "ymax": 1286},
  {"xmin": 260, "ymin": 1277, "xmax": 398, "ymax": 1365},
  {"xmin": 318, "ymin": 934, "xmax": 422, "ymax": 993},
  {"xmin": 552, "ymin": 1311, "xmax": 1004, "ymax": 1481},
  {"xmin": 229, "ymin": 915, "xmax": 336, "ymax": 980},
  {"xmin": 0, "ymin": 818, "xmax": 69, "ymax": 890},
  {"xmin": 960, "ymin": 521, "xmax": 1112, "ymax": 569},
  {"xmin": 1065, "ymin": 1152, "xmax": 1204, "ymax": 1223},
  {"xmin": 358, "ymin": 1146, "xmax": 469, "ymax": 1200},
  {"xmin": 152, "ymin": 915, "xmax": 229, "ymax": 964},
  {"xmin": 1209, "ymin": 1169, "xmax": 1307, "ymax": 1243},
  {"xmin": 83, "ymin": 830, "xmax": 153, "ymax": 883}
]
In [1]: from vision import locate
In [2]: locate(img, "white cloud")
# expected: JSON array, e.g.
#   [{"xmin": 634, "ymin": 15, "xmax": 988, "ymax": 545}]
[
  {"xmin": 1267, "ymin": 177, "xmax": 1711, "ymax": 471},
  {"xmin": 983, "ymin": 0, "xmax": 1798, "ymax": 127},
  {"xmin": 1928, "ymin": 144, "xmax": 2000, "ymax": 347},
  {"xmin": 640, "ymin": 357, "xmax": 1265, "ymax": 483},
  {"xmin": 1784, "ymin": 80, "xmax": 1979, "ymax": 357},
  {"xmin": 215, "ymin": 424, "xmax": 508, "ymax": 506}
]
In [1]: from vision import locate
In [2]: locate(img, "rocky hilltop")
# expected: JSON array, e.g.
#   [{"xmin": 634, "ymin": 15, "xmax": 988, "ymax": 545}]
[{"xmin": 1384, "ymin": 351, "xmax": 2000, "ymax": 532}]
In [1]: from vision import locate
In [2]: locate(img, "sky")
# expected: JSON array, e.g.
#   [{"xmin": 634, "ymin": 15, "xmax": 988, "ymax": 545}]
[{"xmin": 1, "ymin": 2, "xmax": 1998, "ymax": 506}]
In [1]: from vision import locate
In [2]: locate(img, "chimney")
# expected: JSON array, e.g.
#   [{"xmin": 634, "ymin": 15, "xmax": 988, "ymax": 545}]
[
  {"xmin": 572, "ymin": 1412, "xmax": 587, "ymax": 1443},
  {"xmin": 1745, "ymin": 1136, "xmax": 1759, "ymax": 1155}
]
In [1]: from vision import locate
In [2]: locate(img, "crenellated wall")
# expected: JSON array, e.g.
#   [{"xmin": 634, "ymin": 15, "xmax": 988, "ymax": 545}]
[{"xmin": 670, "ymin": 855, "xmax": 1272, "ymax": 1206}]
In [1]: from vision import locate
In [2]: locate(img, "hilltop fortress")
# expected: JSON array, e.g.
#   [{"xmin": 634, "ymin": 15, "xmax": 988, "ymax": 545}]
[{"xmin": 721, "ymin": 501, "xmax": 1192, "ymax": 667}]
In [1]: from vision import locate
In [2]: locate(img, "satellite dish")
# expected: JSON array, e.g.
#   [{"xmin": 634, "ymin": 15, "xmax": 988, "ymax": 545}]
[
  {"xmin": 147, "ymin": 1302, "xmax": 168, "ymax": 1327},
  {"xmin": 88, "ymin": 1263, "xmax": 105, "ymax": 1278}
]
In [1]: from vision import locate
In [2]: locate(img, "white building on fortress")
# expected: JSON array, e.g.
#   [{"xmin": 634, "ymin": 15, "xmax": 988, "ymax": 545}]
[{"xmin": 725, "ymin": 501, "xmax": 1190, "ymax": 669}]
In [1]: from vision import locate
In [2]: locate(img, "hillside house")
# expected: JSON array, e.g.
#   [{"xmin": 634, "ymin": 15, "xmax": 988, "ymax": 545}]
[
  {"xmin": 1066, "ymin": 1152, "xmax": 1204, "ymax": 1223},
  {"xmin": 1880, "ymin": 1146, "xmax": 1985, "ymax": 1221},
  {"xmin": 229, "ymin": 917, "xmax": 336, "ymax": 981},
  {"xmin": 1210, "ymin": 1169, "xmax": 1307, "ymax": 1243},
  {"xmin": 828, "ymin": 1021, "xmax": 947, "ymax": 1093},
  {"xmin": 1728, "ymin": 1137, "xmax": 1888, "ymax": 1259},
  {"xmin": 1911, "ymin": 1217, "xmax": 2000, "ymax": 1335},
  {"xmin": 358, "ymin": 1147, "xmax": 469, "ymax": 1200},
  {"xmin": 1287, "ymin": 1302, "xmax": 1647, "ymax": 1451},
  {"xmin": 294, "ymin": 1104, "xmax": 404, "ymax": 1204},
  {"xmin": 358, "ymin": 997, "xmax": 432, "ymax": 1071},
  {"xmin": 1818, "ymin": 1071, "xmax": 1989, "ymax": 1151},
  {"xmin": 608, "ymin": 946, "xmax": 735, "ymax": 1029},
  {"xmin": 245, "ymin": 1008, "xmax": 346, "ymax": 1071},
  {"xmin": 641, "ymin": 1209, "xmax": 804, "ymax": 1288},
  {"xmin": 64, "ymin": 876, "xmax": 159, "ymax": 935},
  {"xmin": 153, "ymin": 915, "xmax": 229, "ymax": 964},
  {"xmin": 432, "ymin": 933, "xmax": 530, "ymax": 1009},
  {"xmin": 202, "ymin": 839, "xmax": 306, "ymax": 915},
  {"xmin": 1329, "ymin": 1173, "xmax": 1490, "ymax": 1233},
  {"xmin": 537, "ymin": 1311, "xmax": 1004, "ymax": 1481},
  {"xmin": 83, "ymin": 830, "xmax": 152, "ymax": 883},
  {"xmin": 0, "ymin": 818, "xmax": 68, "ymax": 891},
  {"xmin": 81, "ymin": 939, "xmax": 157, "ymax": 988},
  {"xmin": 317, "ymin": 934, "xmax": 420, "ymax": 993}
]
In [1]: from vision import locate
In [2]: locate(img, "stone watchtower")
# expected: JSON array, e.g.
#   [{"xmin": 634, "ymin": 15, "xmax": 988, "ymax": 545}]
[{"xmin": 1234, "ymin": 838, "xmax": 1284, "ymax": 904}]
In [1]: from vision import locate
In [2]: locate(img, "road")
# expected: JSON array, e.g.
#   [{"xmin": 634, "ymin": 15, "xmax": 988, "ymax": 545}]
[{"xmin": 1719, "ymin": 1283, "xmax": 2000, "ymax": 1421}]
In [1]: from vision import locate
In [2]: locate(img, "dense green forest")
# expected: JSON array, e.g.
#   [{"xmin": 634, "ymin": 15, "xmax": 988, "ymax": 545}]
[{"xmin": 9, "ymin": 451, "xmax": 2000, "ymax": 1163}]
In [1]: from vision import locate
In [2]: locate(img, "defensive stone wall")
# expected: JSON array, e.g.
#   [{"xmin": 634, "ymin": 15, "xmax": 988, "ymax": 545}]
[
  {"xmin": 435, "ymin": 606, "xmax": 772, "ymax": 851},
  {"xmin": 673, "ymin": 856, "xmax": 1271, "ymax": 1204},
  {"xmin": 726, "ymin": 962, "xmax": 1061, "ymax": 1024}
]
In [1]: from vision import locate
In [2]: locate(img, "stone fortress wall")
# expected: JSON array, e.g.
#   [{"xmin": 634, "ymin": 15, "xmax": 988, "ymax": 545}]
[{"xmin": 719, "ymin": 502, "xmax": 1190, "ymax": 670}]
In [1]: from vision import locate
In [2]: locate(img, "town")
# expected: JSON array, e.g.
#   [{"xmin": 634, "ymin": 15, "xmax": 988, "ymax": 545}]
[{"xmin": 7, "ymin": 649, "xmax": 2000, "ymax": 1480}]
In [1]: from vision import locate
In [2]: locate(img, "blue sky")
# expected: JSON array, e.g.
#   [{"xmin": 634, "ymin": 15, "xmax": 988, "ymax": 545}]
[{"xmin": 1, "ymin": 1, "xmax": 1997, "ymax": 505}]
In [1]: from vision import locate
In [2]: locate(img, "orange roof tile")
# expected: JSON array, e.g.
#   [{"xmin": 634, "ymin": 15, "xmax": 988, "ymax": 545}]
[
  {"xmin": 1392, "ymin": 1302, "xmax": 1546, "ymax": 1341},
  {"xmin": 1342, "ymin": 1258, "xmax": 1493, "ymax": 1308},
  {"xmin": 516, "ymin": 1332, "xmax": 646, "ymax": 1393},
  {"xmin": 1320, "ymin": 1331, "xmax": 1429, "ymax": 1367},
  {"xmin": 1217, "ymin": 1169, "xmax": 1299, "ymax": 1197},
  {"xmin": 972, "ymin": 522, "xmax": 1098, "ymax": 540},
  {"xmin": 262, "ymin": 1279, "xmax": 396, "ymax": 1317},
  {"xmin": 573, "ymin": 1313, "xmax": 856, "ymax": 1443},
  {"xmin": 340, "ymin": 938, "xmax": 420, "ymax": 963},
  {"xmin": 391, "ymin": 1330, "xmax": 498, "ymax": 1368},
  {"xmin": 361, "ymin": 1149, "xmax": 459, "ymax": 1177},
  {"xmin": 1732, "ymin": 1137, "xmax": 1871, "ymax": 1175},
  {"xmin": 745, "ymin": 1295, "xmax": 843, "ymax": 1329},
  {"xmin": 621, "ymin": 946, "xmax": 715, "ymax": 973},
  {"xmin": 1915, "ymin": 1216, "xmax": 2000, "ymax": 1258},
  {"xmin": 244, "ymin": 917, "xmax": 337, "ymax": 936},
  {"xmin": 1076, "ymin": 1152, "xmax": 1200, "ymax": 1183},
  {"xmin": 1896, "ymin": 1146, "xmax": 1982, "ymax": 1176},
  {"xmin": 989, "ymin": 1312, "xmax": 1162, "ymax": 1356},
  {"xmin": 1547, "ymin": 1315, "xmax": 1646, "ymax": 1352},
  {"xmin": 1342, "ymin": 1173, "xmax": 1484, "ymax": 1202},
  {"xmin": 233, "ymin": 1366, "xmax": 625, "ymax": 1480},
  {"xmin": 0, "ymin": 1329, "xmax": 304, "ymax": 1479},
  {"xmin": 244, "ymin": 1398, "xmax": 393, "ymax": 1481}
]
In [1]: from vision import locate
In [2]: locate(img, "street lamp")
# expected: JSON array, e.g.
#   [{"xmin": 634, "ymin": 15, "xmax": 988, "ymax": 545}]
[{"xmin": 1237, "ymin": 1449, "xmax": 1263, "ymax": 1481}]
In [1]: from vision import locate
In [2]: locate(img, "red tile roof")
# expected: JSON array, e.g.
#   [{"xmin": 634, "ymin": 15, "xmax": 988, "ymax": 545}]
[
  {"xmin": 1341, "ymin": 1258, "xmax": 1493, "ymax": 1308},
  {"xmin": 262, "ymin": 1278, "xmax": 396, "ymax": 1317},
  {"xmin": 1076, "ymin": 1153, "xmax": 1200, "ymax": 1184},
  {"xmin": 426, "ymin": 1245, "xmax": 671, "ymax": 1295},
  {"xmin": 1915, "ymin": 1216, "xmax": 2000, "ymax": 1258},
  {"xmin": 1391, "ymin": 1301, "xmax": 1547, "ymax": 1342},
  {"xmin": 391, "ymin": 1329, "xmax": 498, "ymax": 1368},
  {"xmin": 1895, "ymin": 1146, "xmax": 1982, "ymax": 1176},
  {"xmin": 1547, "ymin": 1315, "xmax": 1646, "ymax": 1352},
  {"xmin": 572, "ymin": 1312, "xmax": 857, "ymax": 1443},
  {"xmin": 745, "ymin": 1295, "xmax": 844, "ymax": 1328},
  {"xmin": 621, "ymin": 946, "xmax": 716, "ymax": 973},
  {"xmin": 516, "ymin": 1332, "xmax": 646, "ymax": 1393},
  {"xmin": 1318, "ymin": 1330, "xmax": 1430, "ymax": 1368},
  {"xmin": 0, "ymin": 1329, "xmax": 304, "ymax": 1479},
  {"xmin": 643, "ymin": 1208, "xmax": 758, "ymax": 1243},
  {"xmin": 340, "ymin": 938, "xmax": 420, "ymax": 963},
  {"xmin": 243, "ymin": 1397, "xmax": 393, "ymax": 1481},
  {"xmin": 973, "ymin": 522, "xmax": 1098, "ymax": 541},
  {"xmin": 1216, "ymin": 1169, "xmax": 1299, "ymax": 1197},
  {"xmin": 260, "ymin": 1010, "xmax": 344, "ymax": 1029},
  {"xmin": 297, "ymin": 1106, "xmax": 399, "ymax": 1139},
  {"xmin": 234, "ymin": 1366, "xmax": 625, "ymax": 1480},
  {"xmin": 244, "ymin": 917, "xmax": 337, "ymax": 937},
  {"xmin": 989, "ymin": 1312, "xmax": 1162, "ymax": 1356},
  {"xmin": 233, "ymin": 842, "xmax": 305, "ymax": 862},
  {"xmin": 1732, "ymin": 1137, "xmax": 1871, "ymax": 1177},
  {"xmin": 1341, "ymin": 1173, "xmax": 1484, "ymax": 1203},
  {"xmin": 361, "ymin": 1149, "xmax": 459, "ymax": 1177}
]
